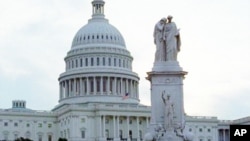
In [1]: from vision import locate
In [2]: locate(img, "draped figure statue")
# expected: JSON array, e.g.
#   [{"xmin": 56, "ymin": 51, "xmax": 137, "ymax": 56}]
[
  {"xmin": 154, "ymin": 15, "xmax": 181, "ymax": 62},
  {"xmin": 153, "ymin": 18, "xmax": 167, "ymax": 61},
  {"xmin": 163, "ymin": 15, "xmax": 181, "ymax": 61}
]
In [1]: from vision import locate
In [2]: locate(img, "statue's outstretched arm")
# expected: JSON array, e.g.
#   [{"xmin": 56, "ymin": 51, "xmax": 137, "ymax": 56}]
[{"xmin": 162, "ymin": 91, "xmax": 165, "ymax": 104}]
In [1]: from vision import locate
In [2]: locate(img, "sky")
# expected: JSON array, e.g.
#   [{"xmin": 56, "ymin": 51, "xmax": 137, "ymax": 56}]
[{"xmin": 0, "ymin": 0, "xmax": 249, "ymax": 120}]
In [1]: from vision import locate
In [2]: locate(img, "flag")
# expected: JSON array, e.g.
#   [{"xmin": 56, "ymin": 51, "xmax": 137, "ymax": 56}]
[{"xmin": 122, "ymin": 93, "xmax": 129, "ymax": 100}]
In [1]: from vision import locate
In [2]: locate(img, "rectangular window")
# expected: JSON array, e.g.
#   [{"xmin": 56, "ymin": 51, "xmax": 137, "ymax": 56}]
[
  {"xmin": 4, "ymin": 134, "xmax": 8, "ymax": 140},
  {"xmin": 114, "ymin": 58, "xmax": 116, "ymax": 66},
  {"xmin": 85, "ymin": 58, "xmax": 88, "ymax": 66},
  {"xmin": 4, "ymin": 122, "xmax": 8, "ymax": 126},
  {"xmin": 97, "ymin": 57, "xmax": 100, "ymax": 66},
  {"xmin": 103, "ymin": 57, "xmax": 105, "ymax": 66},
  {"xmin": 81, "ymin": 131, "xmax": 85, "ymax": 138},
  {"xmin": 129, "ymin": 119, "xmax": 132, "ymax": 124},
  {"xmin": 91, "ymin": 58, "xmax": 94, "ymax": 66},
  {"xmin": 139, "ymin": 120, "xmax": 142, "ymax": 125},
  {"xmin": 81, "ymin": 118, "xmax": 85, "ymax": 123},
  {"xmin": 48, "ymin": 123, "xmax": 52, "ymax": 128},
  {"xmin": 38, "ymin": 135, "xmax": 42, "ymax": 141},
  {"xmin": 80, "ymin": 58, "xmax": 83, "ymax": 67},
  {"xmin": 90, "ymin": 79, "xmax": 94, "ymax": 93},
  {"xmin": 108, "ymin": 58, "xmax": 111, "ymax": 66},
  {"xmin": 105, "ymin": 119, "xmax": 109, "ymax": 124},
  {"xmin": 14, "ymin": 134, "xmax": 18, "ymax": 140},
  {"xmin": 14, "ymin": 122, "xmax": 18, "ymax": 127},
  {"xmin": 76, "ymin": 59, "xmax": 78, "ymax": 68},
  {"xmin": 60, "ymin": 131, "xmax": 63, "ymax": 138},
  {"xmin": 97, "ymin": 79, "xmax": 100, "ymax": 92},
  {"xmin": 48, "ymin": 135, "xmax": 52, "ymax": 141},
  {"xmin": 38, "ymin": 123, "xmax": 42, "ymax": 128}
]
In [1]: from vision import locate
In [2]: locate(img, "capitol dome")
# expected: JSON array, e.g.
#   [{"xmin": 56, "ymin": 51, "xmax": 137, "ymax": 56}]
[
  {"xmin": 57, "ymin": 0, "xmax": 140, "ymax": 106},
  {"xmin": 71, "ymin": 18, "xmax": 126, "ymax": 48}
]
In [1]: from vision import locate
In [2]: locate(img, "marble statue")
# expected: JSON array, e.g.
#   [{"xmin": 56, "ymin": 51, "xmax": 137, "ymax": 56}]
[
  {"xmin": 161, "ymin": 91, "xmax": 175, "ymax": 131},
  {"xmin": 163, "ymin": 15, "xmax": 181, "ymax": 61},
  {"xmin": 154, "ymin": 15, "xmax": 181, "ymax": 62},
  {"xmin": 153, "ymin": 18, "xmax": 167, "ymax": 61}
]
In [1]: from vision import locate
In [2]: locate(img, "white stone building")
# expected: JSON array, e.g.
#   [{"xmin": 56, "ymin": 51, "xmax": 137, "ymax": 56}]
[{"xmin": 0, "ymin": 1, "xmax": 248, "ymax": 141}]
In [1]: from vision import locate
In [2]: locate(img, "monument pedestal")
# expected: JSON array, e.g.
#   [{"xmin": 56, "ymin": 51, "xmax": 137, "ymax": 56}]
[{"xmin": 146, "ymin": 61, "xmax": 188, "ymax": 141}]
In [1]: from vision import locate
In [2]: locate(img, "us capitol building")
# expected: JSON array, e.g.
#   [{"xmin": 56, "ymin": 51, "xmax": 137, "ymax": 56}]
[{"xmin": 0, "ymin": 1, "xmax": 249, "ymax": 141}]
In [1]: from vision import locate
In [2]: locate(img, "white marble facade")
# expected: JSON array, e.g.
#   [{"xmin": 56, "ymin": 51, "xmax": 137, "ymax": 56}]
[{"xmin": 0, "ymin": 1, "xmax": 248, "ymax": 141}]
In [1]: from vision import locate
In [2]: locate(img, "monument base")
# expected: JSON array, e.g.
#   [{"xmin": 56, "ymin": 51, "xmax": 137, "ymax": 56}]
[{"xmin": 152, "ymin": 61, "xmax": 182, "ymax": 72}]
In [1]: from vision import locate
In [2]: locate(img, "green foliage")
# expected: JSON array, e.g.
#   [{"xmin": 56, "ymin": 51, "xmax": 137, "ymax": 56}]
[
  {"xmin": 14, "ymin": 137, "xmax": 32, "ymax": 141},
  {"xmin": 58, "ymin": 137, "xmax": 67, "ymax": 141}
]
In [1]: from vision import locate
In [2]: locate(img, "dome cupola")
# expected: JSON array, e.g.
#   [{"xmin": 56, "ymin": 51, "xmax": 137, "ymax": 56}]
[
  {"xmin": 71, "ymin": 0, "xmax": 126, "ymax": 49},
  {"xmin": 58, "ymin": 0, "xmax": 139, "ymax": 106}
]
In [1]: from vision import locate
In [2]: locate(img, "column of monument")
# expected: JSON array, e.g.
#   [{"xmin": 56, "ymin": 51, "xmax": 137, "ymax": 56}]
[{"xmin": 144, "ymin": 16, "xmax": 192, "ymax": 141}]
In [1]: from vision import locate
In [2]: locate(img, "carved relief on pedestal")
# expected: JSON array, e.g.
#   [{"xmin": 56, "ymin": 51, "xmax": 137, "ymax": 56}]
[{"xmin": 155, "ymin": 76, "xmax": 182, "ymax": 85}]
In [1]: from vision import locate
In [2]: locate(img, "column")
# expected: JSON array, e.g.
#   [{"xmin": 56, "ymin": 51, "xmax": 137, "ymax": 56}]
[
  {"xmin": 223, "ymin": 129, "xmax": 226, "ymax": 141},
  {"xmin": 146, "ymin": 117, "xmax": 149, "ymax": 128},
  {"xmin": 130, "ymin": 80, "xmax": 133, "ymax": 97},
  {"xmin": 94, "ymin": 77, "xmax": 96, "ymax": 95},
  {"xmin": 86, "ymin": 77, "xmax": 90, "ymax": 95},
  {"xmin": 80, "ymin": 78, "xmax": 83, "ymax": 95},
  {"xmin": 136, "ymin": 117, "xmax": 140, "ymax": 140},
  {"xmin": 114, "ymin": 77, "xmax": 117, "ymax": 95},
  {"xmin": 69, "ymin": 79, "xmax": 71, "ymax": 96},
  {"xmin": 133, "ymin": 81, "xmax": 136, "ymax": 98},
  {"xmin": 59, "ymin": 82, "xmax": 62, "ymax": 99},
  {"xmin": 100, "ymin": 77, "xmax": 103, "ymax": 95},
  {"xmin": 117, "ymin": 78, "xmax": 120, "ymax": 95},
  {"xmin": 107, "ymin": 77, "xmax": 110, "ymax": 95},
  {"xmin": 99, "ymin": 116, "xmax": 102, "ymax": 138},
  {"xmin": 126, "ymin": 79, "xmax": 128, "ymax": 93},
  {"xmin": 65, "ymin": 80, "xmax": 68, "ymax": 97},
  {"xmin": 117, "ymin": 116, "xmax": 120, "ymax": 138},
  {"xmin": 73, "ymin": 78, "xmax": 76, "ymax": 96},
  {"xmin": 136, "ymin": 82, "xmax": 139, "ymax": 99},
  {"xmin": 103, "ymin": 115, "xmax": 106, "ymax": 138},
  {"xmin": 120, "ymin": 78, "xmax": 123, "ymax": 95},
  {"xmin": 113, "ymin": 116, "xmax": 116, "ymax": 138},
  {"xmin": 127, "ymin": 116, "xmax": 130, "ymax": 141}
]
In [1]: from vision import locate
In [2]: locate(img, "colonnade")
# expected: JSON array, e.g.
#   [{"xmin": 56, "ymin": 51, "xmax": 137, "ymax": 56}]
[
  {"xmin": 98, "ymin": 115, "xmax": 150, "ymax": 140},
  {"xmin": 59, "ymin": 76, "xmax": 139, "ymax": 99},
  {"xmin": 218, "ymin": 129, "xmax": 229, "ymax": 141}
]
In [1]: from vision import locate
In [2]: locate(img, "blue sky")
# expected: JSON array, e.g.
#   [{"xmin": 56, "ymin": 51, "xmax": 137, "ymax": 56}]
[{"xmin": 0, "ymin": 0, "xmax": 250, "ymax": 120}]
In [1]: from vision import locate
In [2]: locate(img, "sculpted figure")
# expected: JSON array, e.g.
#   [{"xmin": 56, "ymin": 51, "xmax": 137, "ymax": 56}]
[
  {"xmin": 163, "ymin": 15, "xmax": 181, "ymax": 61},
  {"xmin": 162, "ymin": 91, "xmax": 174, "ymax": 130},
  {"xmin": 153, "ymin": 18, "xmax": 167, "ymax": 62}
]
